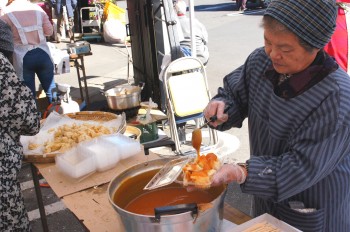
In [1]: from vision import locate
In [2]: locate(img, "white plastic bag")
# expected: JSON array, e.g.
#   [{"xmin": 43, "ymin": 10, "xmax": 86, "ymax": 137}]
[{"xmin": 103, "ymin": 19, "xmax": 126, "ymax": 43}]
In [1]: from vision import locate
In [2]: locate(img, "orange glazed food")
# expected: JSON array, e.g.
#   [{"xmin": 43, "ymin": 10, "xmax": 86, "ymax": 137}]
[{"xmin": 182, "ymin": 153, "xmax": 221, "ymax": 188}]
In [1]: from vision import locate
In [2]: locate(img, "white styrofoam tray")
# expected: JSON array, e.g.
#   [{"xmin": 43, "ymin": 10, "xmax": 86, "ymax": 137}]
[
  {"xmin": 229, "ymin": 213, "xmax": 302, "ymax": 232},
  {"xmin": 55, "ymin": 134, "xmax": 142, "ymax": 179},
  {"xmin": 55, "ymin": 147, "xmax": 96, "ymax": 180}
]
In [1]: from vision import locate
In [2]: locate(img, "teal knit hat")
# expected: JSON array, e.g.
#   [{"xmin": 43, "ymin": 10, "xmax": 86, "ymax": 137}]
[{"xmin": 264, "ymin": 0, "xmax": 337, "ymax": 49}]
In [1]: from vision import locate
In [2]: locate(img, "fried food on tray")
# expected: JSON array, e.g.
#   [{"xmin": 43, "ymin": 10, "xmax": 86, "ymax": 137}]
[
  {"xmin": 28, "ymin": 143, "xmax": 40, "ymax": 150},
  {"xmin": 41, "ymin": 123, "xmax": 113, "ymax": 153},
  {"xmin": 242, "ymin": 221, "xmax": 281, "ymax": 232},
  {"xmin": 182, "ymin": 153, "xmax": 221, "ymax": 188}
]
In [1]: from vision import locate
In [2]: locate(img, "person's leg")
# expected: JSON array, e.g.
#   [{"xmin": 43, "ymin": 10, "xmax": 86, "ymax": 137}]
[
  {"xmin": 236, "ymin": 0, "xmax": 242, "ymax": 10},
  {"xmin": 68, "ymin": 17, "xmax": 75, "ymax": 42},
  {"xmin": 56, "ymin": 14, "xmax": 64, "ymax": 43},
  {"xmin": 36, "ymin": 49, "xmax": 56, "ymax": 103},
  {"xmin": 242, "ymin": 0, "xmax": 247, "ymax": 10},
  {"xmin": 31, "ymin": 49, "xmax": 56, "ymax": 103},
  {"xmin": 22, "ymin": 51, "xmax": 37, "ymax": 98}
]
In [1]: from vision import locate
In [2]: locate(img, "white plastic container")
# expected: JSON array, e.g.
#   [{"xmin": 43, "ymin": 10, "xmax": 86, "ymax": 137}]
[
  {"xmin": 79, "ymin": 139, "xmax": 121, "ymax": 172},
  {"xmin": 56, "ymin": 134, "xmax": 142, "ymax": 177},
  {"xmin": 55, "ymin": 148, "xmax": 96, "ymax": 180},
  {"xmin": 101, "ymin": 134, "xmax": 142, "ymax": 159}
]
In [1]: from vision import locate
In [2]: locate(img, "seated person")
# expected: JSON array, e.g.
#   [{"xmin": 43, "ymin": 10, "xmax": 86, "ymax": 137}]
[{"xmin": 175, "ymin": 0, "xmax": 209, "ymax": 65}]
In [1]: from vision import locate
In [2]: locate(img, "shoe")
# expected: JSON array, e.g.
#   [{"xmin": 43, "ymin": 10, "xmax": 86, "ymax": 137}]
[
  {"xmin": 56, "ymin": 34, "xmax": 61, "ymax": 43},
  {"xmin": 70, "ymin": 36, "xmax": 75, "ymax": 44}
]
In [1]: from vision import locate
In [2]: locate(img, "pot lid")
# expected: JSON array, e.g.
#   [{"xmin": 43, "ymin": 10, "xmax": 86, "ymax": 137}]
[{"xmin": 143, "ymin": 157, "xmax": 190, "ymax": 190}]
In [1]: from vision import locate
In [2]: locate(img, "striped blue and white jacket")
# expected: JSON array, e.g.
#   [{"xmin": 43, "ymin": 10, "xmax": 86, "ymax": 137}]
[{"xmin": 214, "ymin": 47, "xmax": 350, "ymax": 232}]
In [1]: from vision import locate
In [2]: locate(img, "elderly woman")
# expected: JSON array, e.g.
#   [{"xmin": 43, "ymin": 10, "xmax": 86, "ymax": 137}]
[
  {"xmin": 0, "ymin": 19, "xmax": 40, "ymax": 231},
  {"xmin": 203, "ymin": 0, "xmax": 350, "ymax": 231}
]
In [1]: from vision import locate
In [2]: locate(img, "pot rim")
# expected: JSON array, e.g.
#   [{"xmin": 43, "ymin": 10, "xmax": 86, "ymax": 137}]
[
  {"xmin": 105, "ymin": 91, "xmax": 140, "ymax": 98},
  {"xmin": 107, "ymin": 159, "xmax": 227, "ymax": 221},
  {"xmin": 104, "ymin": 86, "xmax": 142, "ymax": 97},
  {"xmin": 107, "ymin": 159, "xmax": 172, "ymax": 218}
]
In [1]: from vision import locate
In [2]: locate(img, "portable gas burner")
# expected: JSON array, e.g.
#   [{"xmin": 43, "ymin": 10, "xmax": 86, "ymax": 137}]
[{"xmin": 101, "ymin": 106, "xmax": 141, "ymax": 120}]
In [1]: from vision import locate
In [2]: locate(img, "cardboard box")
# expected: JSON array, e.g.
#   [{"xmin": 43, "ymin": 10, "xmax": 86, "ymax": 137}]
[
  {"xmin": 229, "ymin": 213, "xmax": 302, "ymax": 232},
  {"xmin": 66, "ymin": 41, "xmax": 91, "ymax": 55}
]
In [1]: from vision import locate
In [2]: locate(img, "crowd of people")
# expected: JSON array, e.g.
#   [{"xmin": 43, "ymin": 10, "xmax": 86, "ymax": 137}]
[{"xmin": 49, "ymin": 0, "xmax": 77, "ymax": 43}]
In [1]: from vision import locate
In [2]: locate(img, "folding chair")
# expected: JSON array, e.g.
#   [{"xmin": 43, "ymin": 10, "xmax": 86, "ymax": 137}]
[{"xmin": 163, "ymin": 56, "xmax": 218, "ymax": 154}]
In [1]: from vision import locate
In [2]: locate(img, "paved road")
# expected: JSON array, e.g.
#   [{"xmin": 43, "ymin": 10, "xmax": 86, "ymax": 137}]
[{"xmin": 19, "ymin": 0, "xmax": 265, "ymax": 231}]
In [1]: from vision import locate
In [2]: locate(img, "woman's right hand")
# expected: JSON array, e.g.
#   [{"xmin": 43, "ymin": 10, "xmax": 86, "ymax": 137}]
[{"xmin": 203, "ymin": 100, "xmax": 228, "ymax": 127}]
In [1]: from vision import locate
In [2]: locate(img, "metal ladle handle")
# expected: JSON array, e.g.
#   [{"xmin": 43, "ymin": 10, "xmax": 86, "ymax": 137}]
[{"xmin": 200, "ymin": 106, "xmax": 230, "ymax": 129}]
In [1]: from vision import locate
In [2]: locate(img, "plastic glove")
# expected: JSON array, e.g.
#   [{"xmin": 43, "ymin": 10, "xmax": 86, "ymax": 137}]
[
  {"xmin": 186, "ymin": 163, "xmax": 246, "ymax": 192},
  {"xmin": 210, "ymin": 163, "xmax": 247, "ymax": 187},
  {"xmin": 203, "ymin": 100, "xmax": 228, "ymax": 127}
]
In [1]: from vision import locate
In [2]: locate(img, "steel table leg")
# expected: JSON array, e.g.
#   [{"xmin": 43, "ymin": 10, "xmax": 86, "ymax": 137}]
[
  {"xmin": 74, "ymin": 59, "xmax": 85, "ymax": 103},
  {"xmin": 30, "ymin": 163, "xmax": 49, "ymax": 232},
  {"xmin": 79, "ymin": 56, "xmax": 90, "ymax": 106}
]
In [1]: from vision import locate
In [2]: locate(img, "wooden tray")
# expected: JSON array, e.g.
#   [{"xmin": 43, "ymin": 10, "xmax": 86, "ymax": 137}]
[{"xmin": 24, "ymin": 111, "xmax": 126, "ymax": 163}]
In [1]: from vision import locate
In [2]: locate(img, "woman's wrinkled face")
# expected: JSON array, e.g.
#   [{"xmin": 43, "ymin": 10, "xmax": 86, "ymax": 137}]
[{"xmin": 264, "ymin": 27, "xmax": 319, "ymax": 75}]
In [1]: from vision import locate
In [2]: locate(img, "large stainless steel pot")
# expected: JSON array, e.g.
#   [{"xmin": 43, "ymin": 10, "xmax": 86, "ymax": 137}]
[
  {"xmin": 107, "ymin": 159, "xmax": 227, "ymax": 232},
  {"xmin": 102, "ymin": 84, "xmax": 143, "ymax": 110}
]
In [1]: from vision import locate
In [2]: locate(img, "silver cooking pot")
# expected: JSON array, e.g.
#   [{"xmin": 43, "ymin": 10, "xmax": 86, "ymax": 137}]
[
  {"xmin": 107, "ymin": 159, "xmax": 227, "ymax": 232},
  {"xmin": 102, "ymin": 84, "xmax": 144, "ymax": 110}
]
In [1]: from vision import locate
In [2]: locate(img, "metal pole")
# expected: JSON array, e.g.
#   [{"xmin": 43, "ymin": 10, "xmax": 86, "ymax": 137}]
[
  {"xmin": 188, "ymin": 0, "xmax": 196, "ymax": 57},
  {"xmin": 30, "ymin": 163, "xmax": 49, "ymax": 232}
]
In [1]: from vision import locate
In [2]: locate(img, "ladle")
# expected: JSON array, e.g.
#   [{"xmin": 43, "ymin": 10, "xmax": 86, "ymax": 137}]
[
  {"xmin": 192, "ymin": 106, "xmax": 230, "ymax": 158},
  {"xmin": 192, "ymin": 128, "xmax": 202, "ymax": 158}
]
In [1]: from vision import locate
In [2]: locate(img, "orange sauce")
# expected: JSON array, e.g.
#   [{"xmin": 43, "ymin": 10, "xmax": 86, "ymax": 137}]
[
  {"xmin": 112, "ymin": 169, "xmax": 224, "ymax": 216},
  {"xmin": 192, "ymin": 128, "xmax": 202, "ymax": 158},
  {"xmin": 124, "ymin": 187, "xmax": 214, "ymax": 215}
]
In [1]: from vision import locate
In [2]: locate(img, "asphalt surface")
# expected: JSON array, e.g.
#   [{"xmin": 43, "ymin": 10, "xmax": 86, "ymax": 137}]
[{"xmin": 19, "ymin": 0, "xmax": 266, "ymax": 231}]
